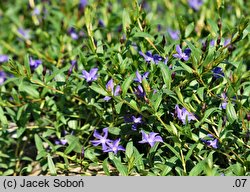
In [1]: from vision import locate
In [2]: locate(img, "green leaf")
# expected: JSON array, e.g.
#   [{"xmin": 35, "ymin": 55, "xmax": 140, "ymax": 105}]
[
  {"xmin": 189, "ymin": 161, "xmax": 205, "ymax": 176},
  {"xmin": 207, "ymin": 19, "xmax": 219, "ymax": 35},
  {"xmin": 195, "ymin": 107, "xmax": 219, "ymax": 127},
  {"xmin": 24, "ymin": 54, "xmax": 31, "ymax": 78},
  {"xmin": 3, "ymin": 169, "xmax": 14, "ymax": 176},
  {"xmin": 164, "ymin": 143, "xmax": 181, "ymax": 161},
  {"xmin": 112, "ymin": 157, "xmax": 128, "ymax": 176},
  {"xmin": 34, "ymin": 134, "xmax": 44, "ymax": 153},
  {"xmin": 65, "ymin": 135, "xmax": 82, "ymax": 154},
  {"xmin": 185, "ymin": 40, "xmax": 202, "ymax": 62},
  {"xmin": 226, "ymin": 101, "xmax": 237, "ymax": 123},
  {"xmin": 133, "ymin": 32, "xmax": 154, "ymax": 40},
  {"xmin": 46, "ymin": 65, "xmax": 70, "ymax": 83},
  {"xmin": 121, "ymin": 73, "xmax": 135, "ymax": 97},
  {"xmin": 90, "ymin": 83, "xmax": 108, "ymax": 96},
  {"xmin": 19, "ymin": 79, "xmax": 40, "ymax": 99},
  {"xmin": 185, "ymin": 22, "xmax": 194, "ymax": 38},
  {"xmin": 0, "ymin": 107, "xmax": 8, "ymax": 130},
  {"xmin": 47, "ymin": 154, "xmax": 57, "ymax": 176},
  {"xmin": 125, "ymin": 141, "xmax": 134, "ymax": 159},
  {"xmin": 122, "ymin": 9, "xmax": 131, "ymax": 32},
  {"xmin": 102, "ymin": 158, "xmax": 110, "ymax": 176},
  {"xmin": 159, "ymin": 62, "xmax": 171, "ymax": 89},
  {"xmin": 178, "ymin": 61, "xmax": 193, "ymax": 73}
]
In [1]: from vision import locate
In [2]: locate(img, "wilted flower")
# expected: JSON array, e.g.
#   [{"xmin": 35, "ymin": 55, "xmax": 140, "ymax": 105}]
[
  {"xmin": 175, "ymin": 104, "xmax": 196, "ymax": 125},
  {"xmin": 104, "ymin": 138, "xmax": 125, "ymax": 155},
  {"xmin": 134, "ymin": 70, "xmax": 149, "ymax": 84},
  {"xmin": 82, "ymin": 68, "xmax": 98, "ymax": 83},
  {"xmin": 173, "ymin": 45, "xmax": 191, "ymax": 61},
  {"xmin": 104, "ymin": 79, "xmax": 121, "ymax": 101},
  {"xmin": 0, "ymin": 71, "xmax": 7, "ymax": 85},
  {"xmin": 188, "ymin": 0, "xmax": 203, "ymax": 11},
  {"xmin": 139, "ymin": 130, "xmax": 163, "ymax": 147},
  {"xmin": 90, "ymin": 128, "xmax": 111, "ymax": 151},
  {"xmin": 29, "ymin": 57, "xmax": 42, "ymax": 70},
  {"xmin": 200, "ymin": 134, "xmax": 219, "ymax": 149},
  {"xmin": 0, "ymin": 55, "xmax": 8, "ymax": 63},
  {"xmin": 167, "ymin": 28, "xmax": 180, "ymax": 40},
  {"xmin": 212, "ymin": 67, "xmax": 224, "ymax": 79}
]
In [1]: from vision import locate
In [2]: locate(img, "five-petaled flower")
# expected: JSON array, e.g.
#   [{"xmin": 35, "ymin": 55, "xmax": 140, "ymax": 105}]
[
  {"xmin": 173, "ymin": 45, "xmax": 191, "ymax": 61},
  {"xmin": 200, "ymin": 134, "xmax": 219, "ymax": 149},
  {"xmin": 188, "ymin": 0, "xmax": 203, "ymax": 11},
  {"xmin": 29, "ymin": 57, "xmax": 42, "ymax": 70},
  {"xmin": 134, "ymin": 70, "xmax": 149, "ymax": 84},
  {"xmin": 104, "ymin": 79, "xmax": 121, "ymax": 101},
  {"xmin": 90, "ymin": 128, "xmax": 111, "ymax": 151},
  {"xmin": 175, "ymin": 104, "xmax": 196, "ymax": 125},
  {"xmin": 139, "ymin": 130, "xmax": 163, "ymax": 147},
  {"xmin": 82, "ymin": 68, "xmax": 98, "ymax": 83},
  {"xmin": 104, "ymin": 138, "xmax": 125, "ymax": 155},
  {"xmin": 132, "ymin": 115, "xmax": 142, "ymax": 130}
]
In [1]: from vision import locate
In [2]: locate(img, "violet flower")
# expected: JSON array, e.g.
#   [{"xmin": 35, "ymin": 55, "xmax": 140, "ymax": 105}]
[
  {"xmin": 188, "ymin": 0, "xmax": 203, "ymax": 11},
  {"xmin": 29, "ymin": 57, "xmax": 42, "ymax": 70},
  {"xmin": 139, "ymin": 130, "xmax": 163, "ymax": 148},
  {"xmin": 200, "ymin": 134, "xmax": 219, "ymax": 149},
  {"xmin": 223, "ymin": 38, "xmax": 231, "ymax": 46},
  {"xmin": 134, "ymin": 85, "xmax": 145, "ymax": 99},
  {"xmin": 18, "ymin": 28, "xmax": 31, "ymax": 40},
  {"xmin": 79, "ymin": 0, "xmax": 88, "ymax": 9},
  {"xmin": 68, "ymin": 27, "xmax": 79, "ymax": 40},
  {"xmin": 104, "ymin": 138, "xmax": 125, "ymax": 155},
  {"xmin": 131, "ymin": 115, "xmax": 142, "ymax": 131},
  {"xmin": 212, "ymin": 67, "xmax": 224, "ymax": 79},
  {"xmin": 82, "ymin": 68, "xmax": 98, "ymax": 83},
  {"xmin": 0, "ymin": 55, "xmax": 8, "ymax": 63},
  {"xmin": 0, "ymin": 71, "xmax": 7, "ymax": 85},
  {"xmin": 68, "ymin": 60, "xmax": 77, "ymax": 75},
  {"xmin": 220, "ymin": 92, "xmax": 228, "ymax": 109},
  {"xmin": 134, "ymin": 70, "xmax": 149, "ymax": 84},
  {"xmin": 167, "ymin": 28, "xmax": 180, "ymax": 40},
  {"xmin": 175, "ymin": 104, "xmax": 196, "ymax": 125},
  {"xmin": 55, "ymin": 138, "xmax": 68, "ymax": 145},
  {"xmin": 90, "ymin": 128, "xmax": 111, "ymax": 151},
  {"xmin": 104, "ymin": 79, "xmax": 121, "ymax": 101},
  {"xmin": 173, "ymin": 45, "xmax": 191, "ymax": 61},
  {"xmin": 139, "ymin": 51, "xmax": 167, "ymax": 64}
]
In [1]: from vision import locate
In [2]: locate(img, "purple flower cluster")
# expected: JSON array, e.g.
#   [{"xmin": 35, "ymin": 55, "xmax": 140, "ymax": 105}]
[
  {"xmin": 91, "ymin": 128, "xmax": 163, "ymax": 153},
  {"xmin": 139, "ymin": 51, "xmax": 168, "ymax": 65},
  {"xmin": 173, "ymin": 45, "xmax": 191, "ymax": 61},
  {"xmin": 174, "ymin": 104, "xmax": 196, "ymax": 125},
  {"xmin": 200, "ymin": 134, "xmax": 219, "ymax": 149},
  {"xmin": 104, "ymin": 79, "xmax": 121, "ymax": 101},
  {"xmin": 90, "ymin": 128, "xmax": 125, "ymax": 155}
]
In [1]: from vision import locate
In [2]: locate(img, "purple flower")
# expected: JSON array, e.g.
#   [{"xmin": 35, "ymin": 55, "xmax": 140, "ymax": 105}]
[
  {"xmin": 29, "ymin": 57, "xmax": 42, "ymax": 70},
  {"xmin": 139, "ymin": 130, "xmax": 163, "ymax": 147},
  {"xmin": 104, "ymin": 138, "xmax": 125, "ymax": 155},
  {"xmin": 173, "ymin": 45, "xmax": 191, "ymax": 61},
  {"xmin": 82, "ymin": 68, "xmax": 98, "ymax": 82},
  {"xmin": 131, "ymin": 115, "xmax": 142, "ymax": 131},
  {"xmin": 139, "ymin": 51, "xmax": 167, "ymax": 64},
  {"xmin": 98, "ymin": 19, "xmax": 105, "ymax": 28},
  {"xmin": 212, "ymin": 67, "xmax": 224, "ymax": 79},
  {"xmin": 68, "ymin": 27, "xmax": 79, "ymax": 40},
  {"xmin": 0, "ymin": 71, "xmax": 7, "ymax": 85},
  {"xmin": 32, "ymin": 7, "xmax": 41, "ymax": 15},
  {"xmin": 200, "ymin": 134, "xmax": 219, "ymax": 149},
  {"xmin": 68, "ymin": 60, "xmax": 77, "ymax": 75},
  {"xmin": 210, "ymin": 40, "xmax": 216, "ymax": 47},
  {"xmin": 167, "ymin": 28, "xmax": 180, "ymax": 40},
  {"xmin": 0, "ymin": 55, "xmax": 8, "ymax": 63},
  {"xmin": 223, "ymin": 38, "xmax": 231, "ymax": 46},
  {"xmin": 104, "ymin": 79, "xmax": 121, "ymax": 101},
  {"xmin": 90, "ymin": 128, "xmax": 111, "ymax": 151},
  {"xmin": 134, "ymin": 85, "xmax": 145, "ymax": 99},
  {"xmin": 79, "ymin": 0, "xmax": 88, "ymax": 9},
  {"xmin": 55, "ymin": 138, "xmax": 68, "ymax": 145},
  {"xmin": 18, "ymin": 28, "xmax": 31, "ymax": 40},
  {"xmin": 134, "ymin": 70, "xmax": 149, "ymax": 83},
  {"xmin": 220, "ymin": 93, "xmax": 228, "ymax": 109},
  {"xmin": 175, "ymin": 104, "xmax": 196, "ymax": 125},
  {"xmin": 188, "ymin": 0, "xmax": 203, "ymax": 11}
]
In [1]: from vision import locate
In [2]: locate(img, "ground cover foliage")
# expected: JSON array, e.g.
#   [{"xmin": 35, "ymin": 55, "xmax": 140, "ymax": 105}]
[{"xmin": 0, "ymin": 0, "xmax": 250, "ymax": 176}]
